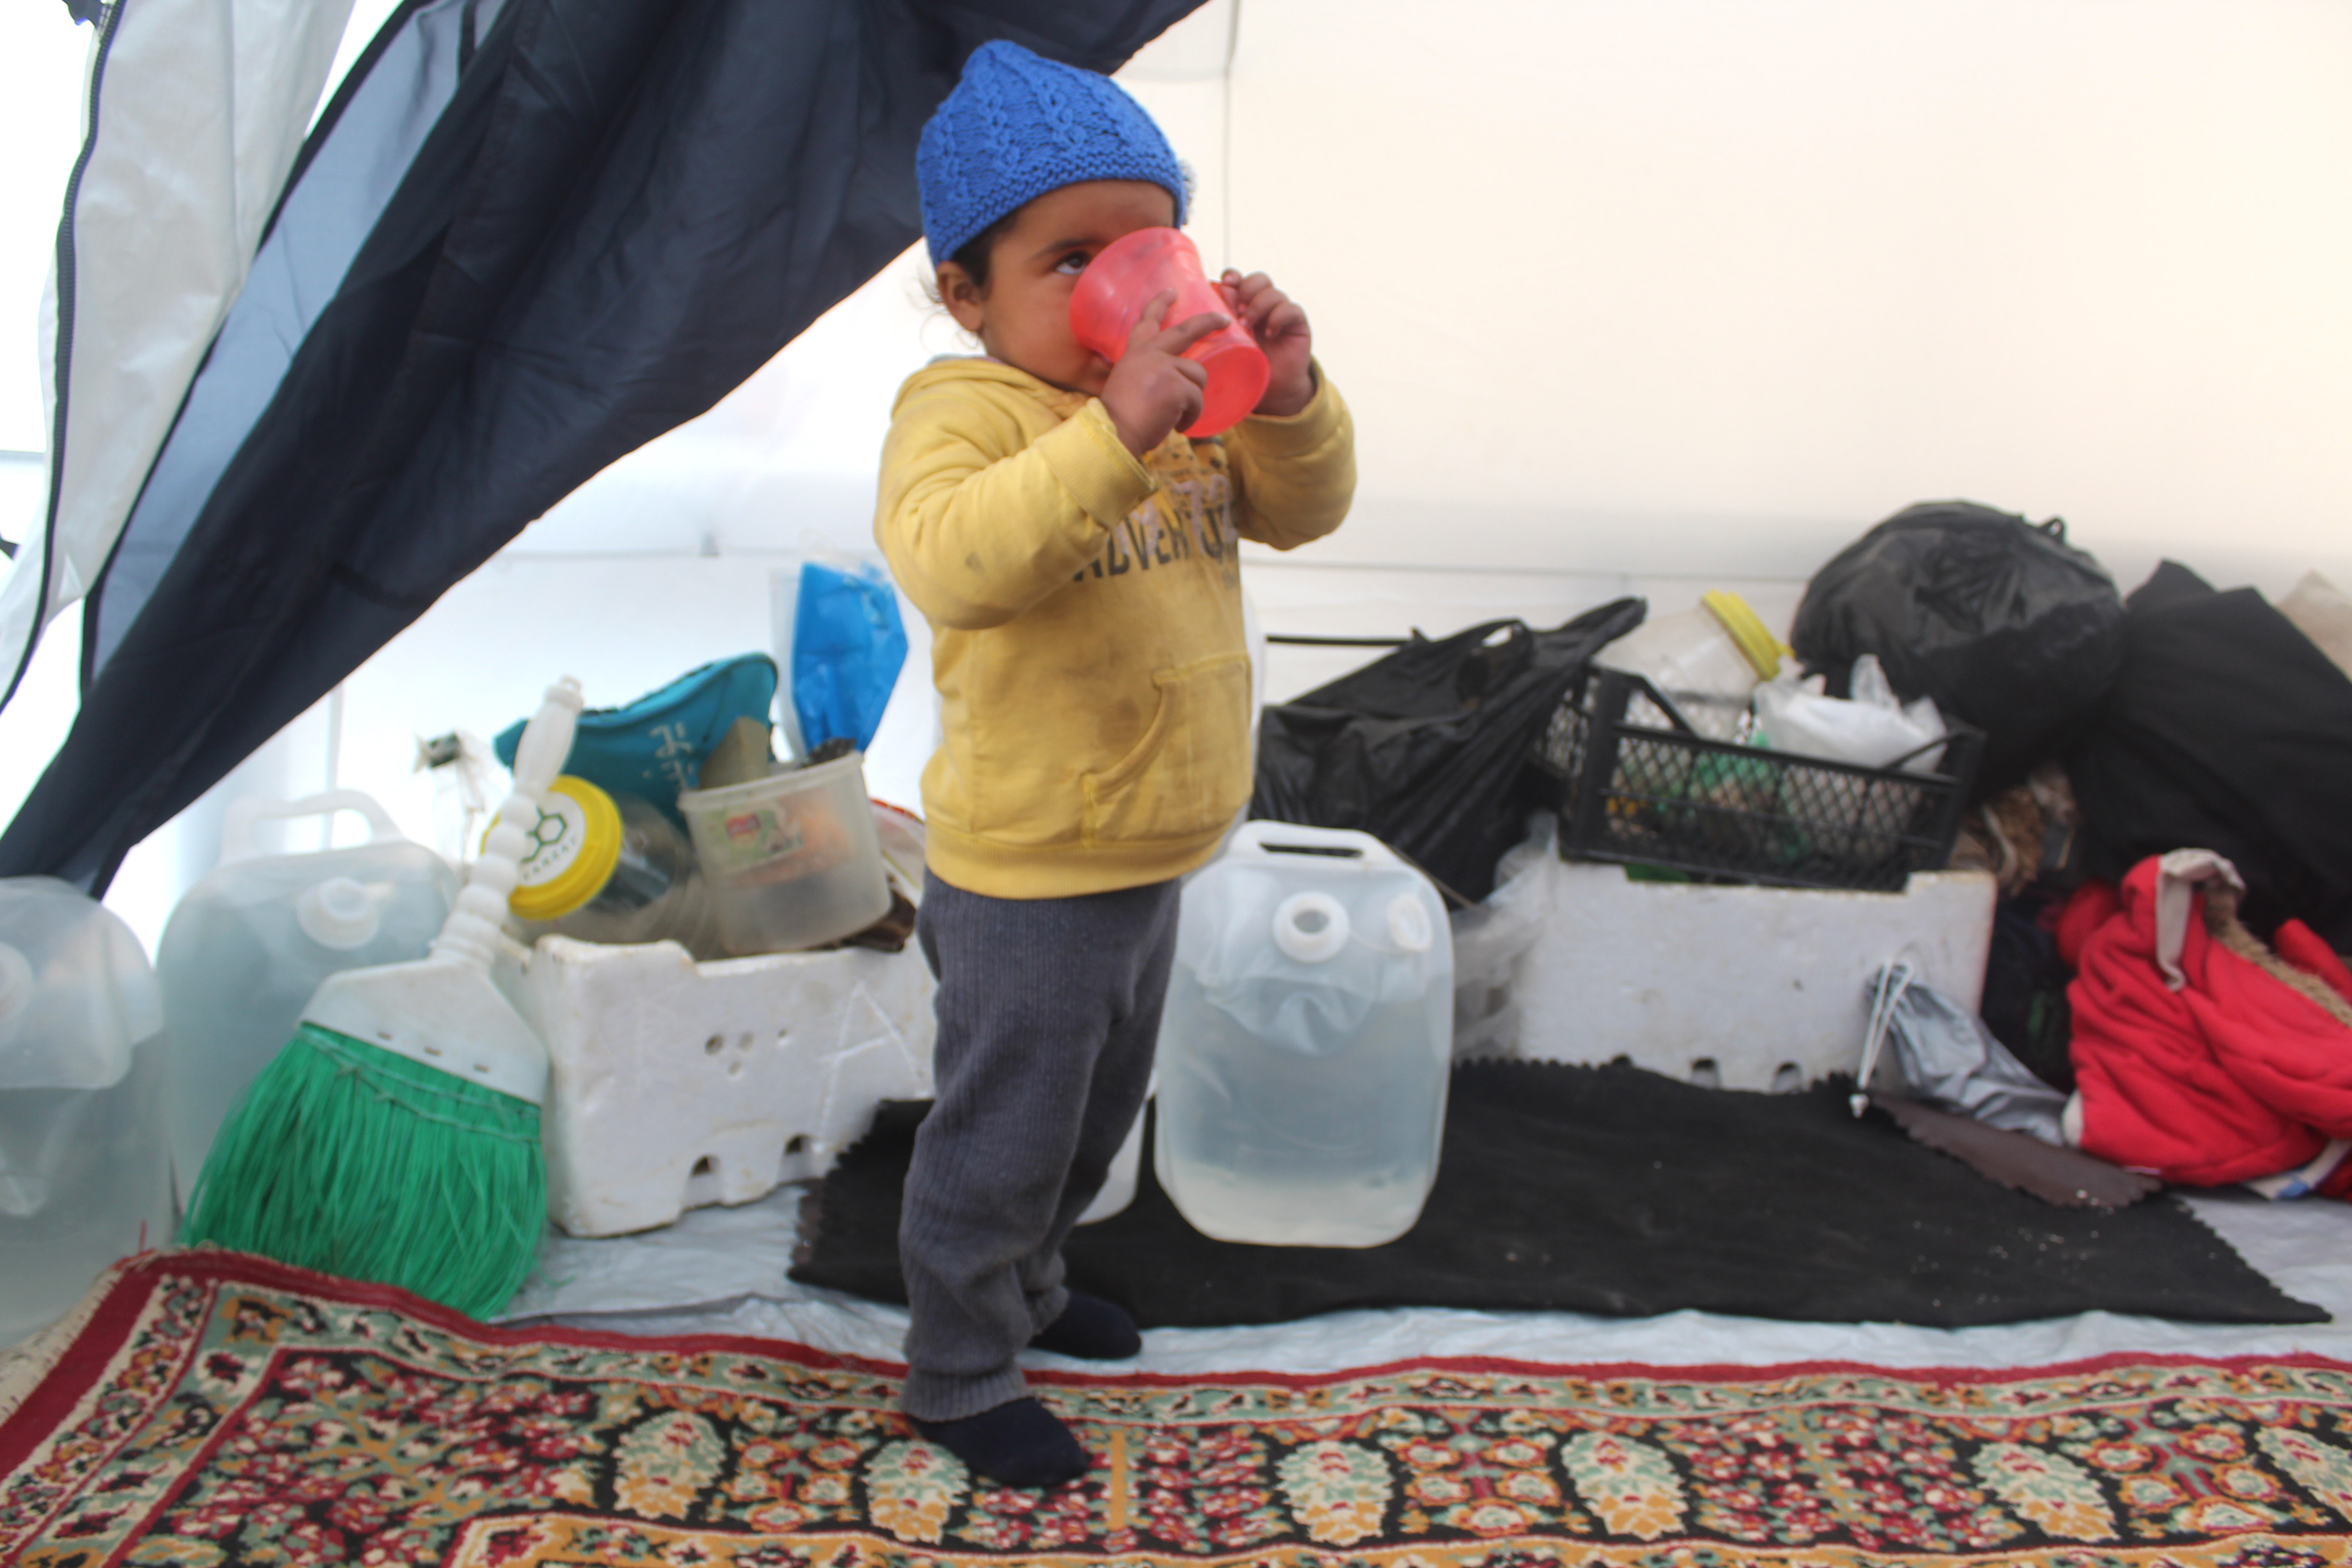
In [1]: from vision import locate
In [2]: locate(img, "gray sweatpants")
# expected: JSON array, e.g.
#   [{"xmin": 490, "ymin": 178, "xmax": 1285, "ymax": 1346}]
[{"xmin": 897, "ymin": 869, "xmax": 1181, "ymax": 1421}]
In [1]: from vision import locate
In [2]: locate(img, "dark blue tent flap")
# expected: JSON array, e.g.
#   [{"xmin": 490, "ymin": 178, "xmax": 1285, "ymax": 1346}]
[
  {"xmin": 84, "ymin": 0, "xmax": 494, "ymax": 681},
  {"xmin": 1, "ymin": 0, "xmax": 1205, "ymax": 892}
]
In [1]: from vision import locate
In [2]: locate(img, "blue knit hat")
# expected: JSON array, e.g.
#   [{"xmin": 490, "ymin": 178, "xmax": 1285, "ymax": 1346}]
[{"xmin": 918, "ymin": 40, "xmax": 1188, "ymax": 268}]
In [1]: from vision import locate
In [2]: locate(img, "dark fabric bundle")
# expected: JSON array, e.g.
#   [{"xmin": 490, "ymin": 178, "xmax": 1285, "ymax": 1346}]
[
  {"xmin": 1250, "ymin": 600, "xmax": 1645, "ymax": 902},
  {"xmin": 1978, "ymin": 895, "xmax": 2076, "ymax": 1091},
  {"xmin": 792, "ymin": 1060, "xmax": 2319, "ymax": 1329},
  {"xmin": 1790, "ymin": 501, "xmax": 2124, "ymax": 799},
  {"xmin": 2068, "ymin": 561, "xmax": 2352, "ymax": 947}
]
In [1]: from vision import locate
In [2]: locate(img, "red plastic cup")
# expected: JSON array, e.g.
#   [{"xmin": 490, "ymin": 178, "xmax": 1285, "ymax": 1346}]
[{"xmin": 1069, "ymin": 227, "xmax": 1270, "ymax": 437}]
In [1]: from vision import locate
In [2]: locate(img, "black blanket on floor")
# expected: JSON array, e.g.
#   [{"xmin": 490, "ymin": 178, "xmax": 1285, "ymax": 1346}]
[{"xmin": 790, "ymin": 1060, "xmax": 2324, "ymax": 1328}]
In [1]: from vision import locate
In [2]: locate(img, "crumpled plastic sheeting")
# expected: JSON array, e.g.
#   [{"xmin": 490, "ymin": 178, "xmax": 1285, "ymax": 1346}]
[
  {"xmin": 1448, "ymin": 818, "xmax": 1554, "ymax": 1059},
  {"xmin": 1863, "ymin": 962, "xmax": 2068, "ymax": 1142},
  {"xmin": 504, "ymin": 1186, "xmax": 806, "ymax": 1322},
  {"xmin": 0, "ymin": 0, "xmax": 357, "ymax": 709},
  {"xmin": 504, "ymin": 1185, "xmax": 2352, "ymax": 1374}
]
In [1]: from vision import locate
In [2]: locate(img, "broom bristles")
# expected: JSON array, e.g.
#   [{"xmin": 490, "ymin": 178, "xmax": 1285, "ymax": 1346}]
[{"xmin": 182, "ymin": 1023, "xmax": 546, "ymax": 1320}]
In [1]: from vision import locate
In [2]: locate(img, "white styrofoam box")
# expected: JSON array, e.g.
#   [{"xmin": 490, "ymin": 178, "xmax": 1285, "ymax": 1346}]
[
  {"xmin": 1511, "ymin": 862, "xmax": 1997, "ymax": 1091},
  {"xmin": 517, "ymin": 935, "xmax": 936, "ymax": 1238}
]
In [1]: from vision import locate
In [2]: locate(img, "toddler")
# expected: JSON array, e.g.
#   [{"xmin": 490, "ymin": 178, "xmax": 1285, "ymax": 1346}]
[{"xmin": 874, "ymin": 39, "xmax": 1355, "ymax": 1488}]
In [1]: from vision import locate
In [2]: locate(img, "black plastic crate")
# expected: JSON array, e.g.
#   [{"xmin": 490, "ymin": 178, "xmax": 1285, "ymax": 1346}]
[{"xmin": 1535, "ymin": 669, "xmax": 1981, "ymax": 892}]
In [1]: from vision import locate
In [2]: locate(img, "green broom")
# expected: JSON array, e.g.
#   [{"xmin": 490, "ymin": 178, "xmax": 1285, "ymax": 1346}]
[{"xmin": 182, "ymin": 679, "xmax": 583, "ymax": 1319}]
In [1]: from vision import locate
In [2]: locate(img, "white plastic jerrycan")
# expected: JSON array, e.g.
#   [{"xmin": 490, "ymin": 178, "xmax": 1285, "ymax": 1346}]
[
  {"xmin": 1155, "ymin": 823, "xmax": 1454, "ymax": 1247},
  {"xmin": 0, "ymin": 877, "xmax": 171, "ymax": 1347},
  {"xmin": 155, "ymin": 791, "xmax": 459, "ymax": 1194}
]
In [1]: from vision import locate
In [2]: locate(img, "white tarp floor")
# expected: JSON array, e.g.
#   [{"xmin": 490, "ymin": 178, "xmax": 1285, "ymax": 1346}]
[{"xmin": 503, "ymin": 1179, "xmax": 2352, "ymax": 1375}]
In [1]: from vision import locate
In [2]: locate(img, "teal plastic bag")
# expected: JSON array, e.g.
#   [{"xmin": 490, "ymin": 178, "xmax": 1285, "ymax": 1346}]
[
  {"xmin": 791, "ymin": 562, "xmax": 907, "ymax": 753},
  {"xmin": 494, "ymin": 653, "xmax": 777, "ymax": 819}
]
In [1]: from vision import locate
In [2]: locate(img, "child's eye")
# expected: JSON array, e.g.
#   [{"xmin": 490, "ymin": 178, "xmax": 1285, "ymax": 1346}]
[{"xmin": 1053, "ymin": 250, "xmax": 1091, "ymax": 275}]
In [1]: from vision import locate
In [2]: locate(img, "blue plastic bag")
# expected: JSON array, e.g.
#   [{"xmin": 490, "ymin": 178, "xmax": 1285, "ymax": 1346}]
[{"xmin": 789, "ymin": 561, "xmax": 907, "ymax": 753}]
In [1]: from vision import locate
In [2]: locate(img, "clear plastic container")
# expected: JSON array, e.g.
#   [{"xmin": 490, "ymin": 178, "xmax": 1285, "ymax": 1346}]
[
  {"xmin": 677, "ymin": 753, "xmax": 891, "ymax": 955},
  {"xmin": 500, "ymin": 776, "xmax": 725, "ymax": 959},
  {"xmin": 1593, "ymin": 589, "xmax": 1785, "ymax": 742},
  {"xmin": 1155, "ymin": 822, "xmax": 1454, "ymax": 1247},
  {"xmin": 1, "ymin": 877, "xmax": 171, "ymax": 1348},
  {"xmin": 156, "ymin": 791, "xmax": 460, "ymax": 1195}
]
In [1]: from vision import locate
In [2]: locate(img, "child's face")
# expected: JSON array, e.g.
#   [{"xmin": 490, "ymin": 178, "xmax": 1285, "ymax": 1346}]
[{"xmin": 938, "ymin": 179, "xmax": 1178, "ymax": 396}]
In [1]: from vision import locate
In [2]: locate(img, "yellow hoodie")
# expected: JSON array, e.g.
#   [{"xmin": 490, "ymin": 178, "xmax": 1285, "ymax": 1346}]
[{"xmin": 874, "ymin": 357, "xmax": 1355, "ymax": 898}]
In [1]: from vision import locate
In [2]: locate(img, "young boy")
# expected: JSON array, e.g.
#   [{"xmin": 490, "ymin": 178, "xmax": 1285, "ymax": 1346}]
[{"xmin": 874, "ymin": 39, "xmax": 1355, "ymax": 1488}]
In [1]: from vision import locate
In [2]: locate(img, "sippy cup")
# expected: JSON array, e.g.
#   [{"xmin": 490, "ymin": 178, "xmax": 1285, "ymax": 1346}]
[{"xmin": 1069, "ymin": 227, "xmax": 1270, "ymax": 437}]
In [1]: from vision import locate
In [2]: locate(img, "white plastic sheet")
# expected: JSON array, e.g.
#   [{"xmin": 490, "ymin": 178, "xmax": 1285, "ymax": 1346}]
[
  {"xmin": 1, "ymin": 0, "xmax": 355, "ymax": 702},
  {"xmin": 1752, "ymin": 653, "xmax": 1947, "ymax": 771},
  {"xmin": 503, "ymin": 1181, "xmax": 2352, "ymax": 1377}
]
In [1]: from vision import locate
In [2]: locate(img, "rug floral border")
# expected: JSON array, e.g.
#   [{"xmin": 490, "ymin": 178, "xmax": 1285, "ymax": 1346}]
[{"xmin": 4, "ymin": 1249, "xmax": 2351, "ymax": 1567}]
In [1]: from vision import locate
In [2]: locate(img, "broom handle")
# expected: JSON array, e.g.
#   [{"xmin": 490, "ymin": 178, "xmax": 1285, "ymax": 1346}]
[{"xmin": 431, "ymin": 678, "xmax": 584, "ymax": 970}]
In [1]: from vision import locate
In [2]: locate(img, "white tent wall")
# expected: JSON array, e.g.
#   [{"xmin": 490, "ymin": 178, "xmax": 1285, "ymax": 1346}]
[
  {"xmin": 2, "ymin": 0, "xmax": 2349, "ymax": 950},
  {"xmin": 0, "ymin": 11, "xmax": 82, "ymax": 456},
  {"xmin": 466, "ymin": 0, "xmax": 2352, "ymax": 604},
  {"xmin": 1248, "ymin": 0, "xmax": 2352, "ymax": 593},
  {"xmin": 0, "ymin": 454, "xmax": 44, "ymax": 553}
]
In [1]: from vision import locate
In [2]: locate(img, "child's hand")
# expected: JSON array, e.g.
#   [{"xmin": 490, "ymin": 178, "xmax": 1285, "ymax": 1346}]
[
  {"xmin": 1101, "ymin": 291, "xmax": 1226, "ymax": 456},
  {"xmin": 1221, "ymin": 270, "xmax": 1314, "ymax": 417}
]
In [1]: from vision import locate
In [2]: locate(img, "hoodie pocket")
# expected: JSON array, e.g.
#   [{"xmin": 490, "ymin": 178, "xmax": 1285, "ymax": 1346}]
[{"xmin": 1082, "ymin": 653, "xmax": 1252, "ymax": 848}]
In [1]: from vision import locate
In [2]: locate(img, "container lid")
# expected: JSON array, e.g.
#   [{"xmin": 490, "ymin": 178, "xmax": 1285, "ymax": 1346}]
[
  {"xmin": 499, "ymin": 776, "xmax": 623, "ymax": 921},
  {"xmin": 1272, "ymin": 892, "xmax": 1351, "ymax": 963},
  {"xmin": 676, "ymin": 749, "xmax": 867, "ymax": 810},
  {"xmin": 1701, "ymin": 590, "xmax": 1788, "ymax": 681},
  {"xmin": 296, "ymin": 877, "xmax": 385, "ymax": 950}
]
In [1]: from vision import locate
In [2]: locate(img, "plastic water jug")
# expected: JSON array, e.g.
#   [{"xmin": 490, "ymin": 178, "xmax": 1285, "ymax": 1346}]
[
  {"xmin": 155, "ymin": 791, "xmax": 459, "ymax": 1194},
  {"xmin": 0, "ymin": 877, "xmax": 171, "ymax": 1347},
  {"xmin": 1155, "ymin": 823, "xmax": 1454, "ymax": 1246}
]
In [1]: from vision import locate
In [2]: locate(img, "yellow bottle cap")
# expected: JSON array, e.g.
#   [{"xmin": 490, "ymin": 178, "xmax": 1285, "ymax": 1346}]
[
  {"xmin": 496, "ymin": 775, "xmax": 624, "ymax": 921},
  {"xmin": 1701, "ymin": 589, "xmax": 1790, "ymax": 681}
]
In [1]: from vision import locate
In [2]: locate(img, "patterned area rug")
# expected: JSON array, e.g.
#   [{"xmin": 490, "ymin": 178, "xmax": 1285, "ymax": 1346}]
[{"xmin": 5, "ymin": 1250, "xmax": 2352, "ymax": 1567}]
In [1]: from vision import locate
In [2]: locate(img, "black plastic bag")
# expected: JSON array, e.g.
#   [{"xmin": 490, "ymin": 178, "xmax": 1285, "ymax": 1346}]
[
  {"xmin": 1250, "ymin": 599, "xmax": 1645, "ymax": 902},
  {"xmin": 1790, "ymin": 501, "xmax": 2123, "ymax": 798}
]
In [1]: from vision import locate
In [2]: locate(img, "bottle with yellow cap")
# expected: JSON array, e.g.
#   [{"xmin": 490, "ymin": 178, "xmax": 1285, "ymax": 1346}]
[
  {"xmin": 1593, "ymin": 589, "xmax": 1790, "ymax": 743},
  {"xmin": 502, "ymin": 777, "xmax": 726, "ymax": 959}
]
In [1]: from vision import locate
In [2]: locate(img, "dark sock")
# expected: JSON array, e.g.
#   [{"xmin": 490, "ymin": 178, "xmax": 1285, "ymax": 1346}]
[
  {"xmin": 911, "ymin": 1397, "xmax": 1091, "ymax": 1488},
  {"xmin": 1030, "ymin": 1290, "xmax": 1141, "ymax": 1360}
]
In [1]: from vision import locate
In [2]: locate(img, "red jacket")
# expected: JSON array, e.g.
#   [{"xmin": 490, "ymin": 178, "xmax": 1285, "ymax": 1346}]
[{"xmin": 2060, "ymin": 855, "xmax": 2352, "ymax": 1191}]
